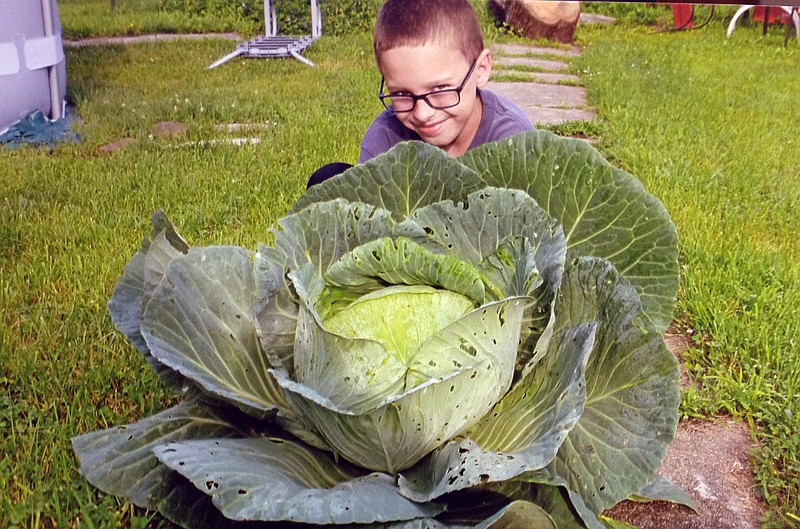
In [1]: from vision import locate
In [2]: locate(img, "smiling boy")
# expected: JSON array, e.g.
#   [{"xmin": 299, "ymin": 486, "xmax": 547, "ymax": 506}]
[{"xmin": 358, "ymin": 0, "xmax": 534, "ymax": 163}]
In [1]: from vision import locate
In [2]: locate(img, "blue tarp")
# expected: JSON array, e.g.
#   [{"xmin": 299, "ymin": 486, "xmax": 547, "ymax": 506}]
[{"xmin": 0, "ymin": 110, "xmax": 80, "ymax": 147}]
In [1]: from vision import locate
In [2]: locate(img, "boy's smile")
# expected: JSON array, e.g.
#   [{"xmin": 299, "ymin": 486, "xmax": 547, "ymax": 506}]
[{"xmin": 379, "ymin": 43, "xmax": 491, "ymax": 157}]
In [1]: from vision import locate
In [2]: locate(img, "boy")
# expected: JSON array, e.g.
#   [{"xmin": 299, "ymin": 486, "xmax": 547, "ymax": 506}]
[
  {"xmin": 307, "ymin": 0, "xmax": 533, "ymax": 187},
  {"xmin": 359, "ymin": 0, "xmax": 533, "ymax": 163}
]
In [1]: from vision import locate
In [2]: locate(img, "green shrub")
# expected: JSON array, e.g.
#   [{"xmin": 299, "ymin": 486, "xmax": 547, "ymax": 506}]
[
  {"xmin": 582, "ymin": 1, "xmax": 667, "ymax": 25},
  {"xmin": 159, "ymin": 0, "xmax": 380, "ymax": 36}
]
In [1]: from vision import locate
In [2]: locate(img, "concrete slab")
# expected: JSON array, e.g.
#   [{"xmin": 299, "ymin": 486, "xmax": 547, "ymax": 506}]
[
  {"xmin": 491, "ymin": 70, "xmax": 581, "ymax": 85},
  {"xmin": 493, "ymin": 56, "xmax": 570, "ymax": 71},
  {"xmin": 528, "ymin": 107, "xmax": 597, "ymax": 126},
  {"xmin": 579, "ymin": 13, "xmax": 618, "ymax": 25},
  {"xmin": 487, "ymin": 81, "xmax": 587, "ymax": 109},
  {"xmin": 491, "ymin": 43, "xmax": 581, "ymax": 58},
  {"xmin": 487, "ymin": 81, "xmax": 594, "ymax": 125},
  {"xmin": 64, "ymin": 32, "xmax": 242, "ymax": 48}
]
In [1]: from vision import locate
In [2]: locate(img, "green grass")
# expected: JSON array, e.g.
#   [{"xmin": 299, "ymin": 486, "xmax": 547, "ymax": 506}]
[
  {"xmin": 1, "ymin": 33, "xmax": 377, "ymax": 529},
  {"xmin": 58, "ymin": 0, "xmax": 262, "ymax": 38},
  {"xmin": 3, "ymin": 4, "xmax": 800, "ymax": 528}
]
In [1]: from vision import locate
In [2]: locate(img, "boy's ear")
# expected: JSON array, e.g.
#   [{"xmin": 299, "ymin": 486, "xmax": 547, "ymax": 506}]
[{"xmin": 475, "ymin": 48, "xmax": 492, "ymax": 88}]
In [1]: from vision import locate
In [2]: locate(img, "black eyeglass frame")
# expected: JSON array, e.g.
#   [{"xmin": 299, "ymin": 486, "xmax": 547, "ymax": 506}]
[{"xmin": 378, "ymin": 58, "xmax": 480, "ymax": 114}]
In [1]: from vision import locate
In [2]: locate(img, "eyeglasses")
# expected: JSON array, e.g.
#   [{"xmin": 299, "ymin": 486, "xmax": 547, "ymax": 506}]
[{"xmin": 378, "ymin": 59, "xmax": 479, "ymax": 113}]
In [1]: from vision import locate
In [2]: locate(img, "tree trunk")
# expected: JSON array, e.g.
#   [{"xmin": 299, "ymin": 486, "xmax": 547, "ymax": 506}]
[
  {"xmin": 503, "ymin": 0, "xmax": 581, "ymax": 44},
  {"xmin": 488, "ymin": 0, "xmax": 508, "ymax": 22}
]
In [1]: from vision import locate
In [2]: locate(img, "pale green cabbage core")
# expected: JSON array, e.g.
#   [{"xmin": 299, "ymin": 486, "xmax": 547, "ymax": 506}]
[{"xmin": 324, "ymin": 284, "xmax": 475, "ymax": 369}]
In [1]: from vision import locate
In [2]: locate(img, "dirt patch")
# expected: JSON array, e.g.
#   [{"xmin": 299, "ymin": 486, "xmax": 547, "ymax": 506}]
[{"xmin": 604, "ymin": 326, "xmax": 765, "ymax": 529}]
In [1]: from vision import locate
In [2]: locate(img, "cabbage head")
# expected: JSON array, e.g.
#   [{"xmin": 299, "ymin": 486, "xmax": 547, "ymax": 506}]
[{"xmin": 73, "ymin": 131, "xmax": 689, "ymax": 529}]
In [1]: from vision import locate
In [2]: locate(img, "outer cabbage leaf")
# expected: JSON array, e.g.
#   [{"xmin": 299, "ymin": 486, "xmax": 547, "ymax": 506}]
[
  {"xmin": 142, "ymin": 246, "xmax": 289, "ymax": 417},
  {"xmin": 154, "ymin": 437, "xmax": 444, "ymax": 524},
  {"xmin": 107, "ymin": 210, "xmax": 192, "ymax": 391},
  {"xmin": 544, "ymin": 257, "xmax": 680, "ymax": 519},
  {"xmin": 398, "ymin": 323, "xmax": 594, "ymax": 501},
  {"xmin": 71, "ymin": 400, "xmax": 248, "ymax": 529},
  {"xmin": 292, "ymin": 141, "xmax": 486, "ymax": 220},
  {"xmin": 460, "ymin": 131, "xmax": 679, "ymax": 334},
  {"xmin": 630, "ymin": 474, "xmax": 696, "ymax": 510},
  {"xmin": 275, "ymin": 199, "xmax": 396, "ymax": 272},
  {"xmin": 253, "ymin": 243, "xmax": 298, "ymax": 373}
]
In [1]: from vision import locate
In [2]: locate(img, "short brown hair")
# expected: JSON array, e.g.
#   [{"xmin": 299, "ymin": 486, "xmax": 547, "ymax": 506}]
[{"xmin": 373, "ymin": 0, "xmax": 485, "ymax": 66}]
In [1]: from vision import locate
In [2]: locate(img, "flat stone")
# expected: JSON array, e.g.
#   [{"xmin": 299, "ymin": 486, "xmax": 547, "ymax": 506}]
[
  {"xmin": 492, "ymin": 56, "xmax": 570, "ymax": 71},
  {"xmin": 98, "ymin": 137, "xmax": 135, "ymax": 154},
  {"xmin": 491, "ymin": 70, "xmax": 581, "ymax": 84},
  {"xmin": 153, "ymin": 121, "xmax": 188, "ymax": 138},
  {"xmin": 491, "ymin": 43, "xmax": 581, "ymax": 57},
  {"xmin": 487, "ymin": 81, "xmax": 593, "ymax": 125},
  {"xmin": 214, "ymin": 122, "xmax": 275, "ymax": 132},
  {"xmin": 486, "ymin": 81, "xmax": 587, "ymax": 109},
  {"xmin": 64, "ymin": 32, "xmax": 242, "ymax": 48},
  {"xmin": 579, "ymin": 13, "xmax": 618, "ymax": 25},
  {"xmin": 531, "ymin": 107, "xmax": 597, "ymax": 125}
]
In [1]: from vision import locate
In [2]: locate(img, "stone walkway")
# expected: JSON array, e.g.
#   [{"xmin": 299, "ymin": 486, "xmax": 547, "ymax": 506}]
[{"xmin": 488, "ymin": 42, "xmax": 596, "ymax": 127}]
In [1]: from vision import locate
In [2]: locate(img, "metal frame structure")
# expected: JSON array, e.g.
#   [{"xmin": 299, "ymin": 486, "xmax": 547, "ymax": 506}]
[
  {"xmin": 208, "ymin": 0, "xmax": 321, "ymax": 69},
  {"xmin": 726, "ymin": 5, "xmax": 800, "ymax": 40}
]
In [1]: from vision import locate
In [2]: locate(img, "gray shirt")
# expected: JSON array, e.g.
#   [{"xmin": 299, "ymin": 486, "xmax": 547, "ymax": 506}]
[{"xmin": 358, "ymin": 88, "xmax": 534, "ymax": 164}]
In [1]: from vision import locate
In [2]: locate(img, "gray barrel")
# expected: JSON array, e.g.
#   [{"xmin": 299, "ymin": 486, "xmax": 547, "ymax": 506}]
[{"xmin": 0, "ymin": 0, "xmax": 67, "ymax": 133}]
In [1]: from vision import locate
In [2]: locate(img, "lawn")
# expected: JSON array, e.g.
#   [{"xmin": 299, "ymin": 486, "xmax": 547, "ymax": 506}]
[{"xmin": 2, "ymin": 2, "xmax": 799, "ymax": 528}]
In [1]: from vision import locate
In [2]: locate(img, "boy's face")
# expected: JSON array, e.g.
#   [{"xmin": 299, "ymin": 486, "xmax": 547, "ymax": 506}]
[{"xmin": 379, "ymin": 43, "xmax": 491, "ymax": 157}]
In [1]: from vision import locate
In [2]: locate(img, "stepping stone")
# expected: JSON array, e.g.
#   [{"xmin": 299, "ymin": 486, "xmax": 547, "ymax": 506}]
[
  {"xmin": 579, "ymin": 13, "xmax": 617, "ymax": 25},
  {"xmin": 493, "ymin": 56, "xmax": 569, "ymax": 71},
  {"xmin": 491, "ymin": 70, "xmax": 581, "ymax": 84},
  {"xmin": 492, "ymin": 43, "xmax": 581, "ymax": 57},
  {"xmin": 487, "ymin": 81, "xmax": 594, "ymax": 125}
]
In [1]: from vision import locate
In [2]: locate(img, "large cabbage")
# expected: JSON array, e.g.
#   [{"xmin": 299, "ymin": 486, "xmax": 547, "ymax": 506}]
[{"xmin": 73, "ymin": 131, "xmax": 688, "ymax": 528}]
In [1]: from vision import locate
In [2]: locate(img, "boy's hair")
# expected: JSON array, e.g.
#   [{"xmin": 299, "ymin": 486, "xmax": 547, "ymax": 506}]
[{"xmin": 373, "ymin": 0, "xmax": 485, "ymax": 66}]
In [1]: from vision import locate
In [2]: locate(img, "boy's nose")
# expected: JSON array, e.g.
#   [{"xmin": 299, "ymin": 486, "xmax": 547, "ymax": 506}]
[{"xmin": 412, "ymin": 98, "xmax": 437, "ymax": 121}]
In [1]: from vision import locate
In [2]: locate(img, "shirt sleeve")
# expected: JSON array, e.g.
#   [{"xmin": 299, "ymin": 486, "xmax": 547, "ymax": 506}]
[
  {"xmin": 359, "ymin": 111, "xmax": 421, "ymax": 164},
  {"xmin": 469, "ymin": 89, "xmax": 534, "ymax": 150}
]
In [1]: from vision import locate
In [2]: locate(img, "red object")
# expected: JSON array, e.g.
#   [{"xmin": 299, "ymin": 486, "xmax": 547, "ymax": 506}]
[
  {"xmin": 672, "ymin": 4, "xmax": 693, "ymax": 29},
  {"xmin": 752, "ymin": 6, "xmax": 790, "ymax": 24}
]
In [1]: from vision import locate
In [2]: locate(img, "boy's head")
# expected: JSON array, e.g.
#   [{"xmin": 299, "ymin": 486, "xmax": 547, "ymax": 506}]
[
  {"xmin": 373, "ymin": 0, "xmax": 485, "ymax": 66},
  {"xmin": 372, "ymin": 0, "xmax": 492, "ymax": 157}
]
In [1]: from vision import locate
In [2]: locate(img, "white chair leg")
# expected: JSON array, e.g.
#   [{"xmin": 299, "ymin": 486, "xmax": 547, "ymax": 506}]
[
  {"xmin": 727, "ymin": 5, "xmax": 754, "ymax": 38},
  {"xmin": 793, "ymin": 8, "xmax": 800, "ymax": 40}
]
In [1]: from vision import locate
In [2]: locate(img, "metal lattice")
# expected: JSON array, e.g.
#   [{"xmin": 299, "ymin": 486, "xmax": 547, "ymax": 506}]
[{"xmin": 208, "ymin": 0, "xmax": 321, "ymax": 69}]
